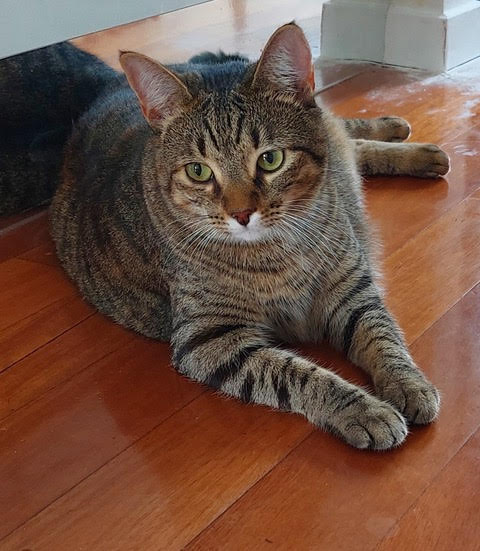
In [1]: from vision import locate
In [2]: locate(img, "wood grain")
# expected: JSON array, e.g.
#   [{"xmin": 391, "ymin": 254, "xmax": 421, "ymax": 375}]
[
  {"xmin": 363, "ymin": 128, "xmax": 480, "ymax": 257},
  {"xmin": 19, "ymin": 238, "xmax": 58, "ymax": 267},
  {"xmin": 384, "ymin": 190, "xmax": 480, "ymax": 342},
  {"xmin": 0, "ymin": 338, "xmax": 200, "ymax": 539},
  {"xmin": 0, "ymin": 259, "xmax": 76, "ymax": 332},
  {"xmin": 320, "ymin": 67, "xmax": 480, "ymax": 257},
  {"xmin": 0, "ymin": 210, "xmax": 49, "ymax": 263},
  {"xmin": 73, "ymin": 0, "xmax": 324, "ymax": 67},
  {"xmin": 0, "ymin": 391, "xmax": 310, "ymax": 549},
  {"xmin": 378, "ymin": 428, "xmax": 480, "ymax": 551},
  {"xmin": 0, "ymin": 295, "xmax": 93, "ymax": 373},
  {"xmin": 0, "ymin": 313, "xmax": 134, "ymax": 419}
]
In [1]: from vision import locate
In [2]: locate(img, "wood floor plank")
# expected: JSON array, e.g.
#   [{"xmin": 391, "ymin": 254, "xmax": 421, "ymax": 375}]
[
  {"xmin": 72, "ymin": 0, "xmax": 363, "ymax": 94},
  {"xmin": 19, "ymin": 238, "xmax": 58, "ymax": 267},
  {"xmin": 3, "ymin": 277, "xmax": 480, "ymax": 550},
  {"xmin": 186, "ymin": 283, "xmax": 480, "ymax": 551},
  {"xmin": 0, "ymin": 383, "xmax": 309, "ymax": 549},
  {"xmin": 0, "ymin": 295, "xmax": 93, "ymax": 373},
  {"xmin": 0, "ymin": 258, "xmax": 76, "ymax": 332},
  {"xmin": 378, "ymin": 428, "xmax": 480, "ymax": 551},
  {"xmin": 322, "ymin": 65, "xmax": 480, "ymax": 143},
  {"xmin": 0, "ymin": 338, "xmax": 201, "ymax": 540},
  {"xmin": 365, "ymin": 127, "xmax": 480, "ymax": 257},
  {"xmin": 0, "ymin": 210, "xmax": 49, "ymax": 263},
  {"xmin": 384, "ymin": 191, "xmax": 480, "ymax": 343},
  {"xmin": 0, "ymin": 313, "xmax": 134, "ymax": 420}
]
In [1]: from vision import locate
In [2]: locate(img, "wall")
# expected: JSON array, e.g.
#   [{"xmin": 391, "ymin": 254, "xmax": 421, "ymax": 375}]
[{"xmin": 0, "ymin": 0, "xmax": 210, "ymax": 59}]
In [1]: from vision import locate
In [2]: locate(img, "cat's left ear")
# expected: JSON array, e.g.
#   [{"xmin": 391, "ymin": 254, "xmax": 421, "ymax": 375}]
[
  {"xmin": 251, "ymin": 22, "xmax": 315, "ymax": 100},
  {"xmin": 119, "ymin": 51, "xmax": 192, "ymax": 127}
]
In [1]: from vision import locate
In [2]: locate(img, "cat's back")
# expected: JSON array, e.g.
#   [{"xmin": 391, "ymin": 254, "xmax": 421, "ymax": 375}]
[{"xmin": 171, "ymin": 51, "xmax": 250, "ymax": 91}]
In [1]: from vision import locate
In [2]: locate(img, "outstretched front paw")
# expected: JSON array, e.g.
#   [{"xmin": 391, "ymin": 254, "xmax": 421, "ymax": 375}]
[
  {"xmin": 376, "ymin": 373, "xmax": 440, "ymax": 424},
  {"xmin": 327, "ymin": 392, "xmax": 408, "ymax": 450}
]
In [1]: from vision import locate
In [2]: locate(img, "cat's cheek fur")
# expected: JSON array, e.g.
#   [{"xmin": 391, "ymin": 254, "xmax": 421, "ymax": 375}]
[
  {"xmin": 169, "ymin": 174, "xmax": 210, "ymax": 212},
  {"xmin": 282, "ymin": 167, "xmax": 323, "ymax": 205}
]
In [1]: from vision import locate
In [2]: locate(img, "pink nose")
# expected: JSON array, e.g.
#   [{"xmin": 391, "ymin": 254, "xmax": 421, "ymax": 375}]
[{"xmin": 231, "ymin": 209, "xmax": 254, "ymax": 226}]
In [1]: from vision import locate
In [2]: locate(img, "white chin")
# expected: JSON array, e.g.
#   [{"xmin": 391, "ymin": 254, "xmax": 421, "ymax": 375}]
[{"xmin": 227, "ymin": 212, "xmax": 266, "ymax": 243}]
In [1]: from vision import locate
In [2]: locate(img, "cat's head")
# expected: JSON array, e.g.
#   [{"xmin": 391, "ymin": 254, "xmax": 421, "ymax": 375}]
[{"xmin": 120, "ymin": 23, "xmax": 327, "ymax": 245}]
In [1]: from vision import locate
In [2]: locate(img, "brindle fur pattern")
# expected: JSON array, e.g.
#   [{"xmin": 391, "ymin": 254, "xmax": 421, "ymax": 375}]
[{"xmin": 1, "ymin": 25, "xmax": 449, "ymax": 449}]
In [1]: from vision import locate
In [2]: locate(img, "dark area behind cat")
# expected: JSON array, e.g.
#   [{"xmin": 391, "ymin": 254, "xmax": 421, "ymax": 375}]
[{"xmin": 0, "ymin": 43, "xmax": 122, "ymax": 215}]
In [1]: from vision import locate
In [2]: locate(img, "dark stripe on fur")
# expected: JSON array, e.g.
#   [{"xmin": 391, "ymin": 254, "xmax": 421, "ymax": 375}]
[
  {"xmin": 343, "ymin": 299, "xmax": 382, "ymax": 354},
  {"xmin": 332, "ymin": 389, "xmax": 361, "ymax": 413},
  {"xmin": 204, "ymin": 118, "xmax": 220, "ymax": 150},
  {"xmin": 240, "ymin": 370, "xmax": 255, "ymax": 403},
  {"xmin": 173, "ymin": 323, "xmax": 247, "ymax": 364},
  {"xmin": 326, "ymin": 273, "xmax": 373, "ymax": 337},
  {"xmin": 291, "ymin": 146, "xmax": 325, "ymax": 167},
  {"xmin": 235, "ymin": 113, "xmax": 245, "ymax": 145},
  {"xmin": 206, "ymin": 344, "xmax": 264, "ymax": 388},
  {"xmin": 251, "ymin": 126, "xmax": 260, "ymax": 149},
  {"xmin": 197, "ymin": 136, "xmax": 206, "ymax": 157}
]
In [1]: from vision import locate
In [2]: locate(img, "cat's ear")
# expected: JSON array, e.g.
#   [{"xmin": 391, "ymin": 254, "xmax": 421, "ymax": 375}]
[
  {"xmin": 251, "ymin": 22, "xmax": 315, "ymax": 99},
  {"xmin": 119, "ymin": 51, "xmax": 192, "ymax": 127}
]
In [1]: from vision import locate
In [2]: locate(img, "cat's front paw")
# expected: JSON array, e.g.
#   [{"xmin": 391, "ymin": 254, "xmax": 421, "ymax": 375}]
[
  {"xmin": 328, "ymin": 393, "xmax": 408, "ymax": 450},
  {"xmin": 377, "ymin": 374, "xmax": 440, "ymax": 424}
]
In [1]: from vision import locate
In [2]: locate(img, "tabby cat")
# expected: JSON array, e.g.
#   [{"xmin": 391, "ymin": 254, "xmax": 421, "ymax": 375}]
[{"xmin": 0, "ymin": 23, "xmax": 450, "ymax": 449}]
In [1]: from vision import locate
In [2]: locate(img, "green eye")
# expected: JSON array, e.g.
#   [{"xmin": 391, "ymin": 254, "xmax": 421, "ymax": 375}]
[
  {"xmin": 186, "ymin": 162, "xmax": 213, "ymax": 182},
  {"xmin": 257, "ymin": 150, "xmax": 284, "ymax": 172}
]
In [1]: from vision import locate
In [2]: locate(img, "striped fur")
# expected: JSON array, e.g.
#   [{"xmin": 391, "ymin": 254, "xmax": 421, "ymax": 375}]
[{"xmin": 3, "ymin": 24, "xmax": 448, "ymax": 449}]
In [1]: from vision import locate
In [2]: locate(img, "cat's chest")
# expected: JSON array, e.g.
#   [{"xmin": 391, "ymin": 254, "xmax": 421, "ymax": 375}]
[
  {"xmin": 249, "ymin": 266, "xmax": 321, "ymax": 342},
  {"xmin": 264, "ymin": 286, "xmax": 317, "ymax": 342}
]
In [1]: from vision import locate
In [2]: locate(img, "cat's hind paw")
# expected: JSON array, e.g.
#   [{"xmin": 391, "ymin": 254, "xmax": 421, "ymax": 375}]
[
  {"xmin": 410, "ymin": 144, "xmax": 450, "ymax": 178},
  {"xmin": 377, "ymin": 116, "xmax": 411, "ymax": 142}
]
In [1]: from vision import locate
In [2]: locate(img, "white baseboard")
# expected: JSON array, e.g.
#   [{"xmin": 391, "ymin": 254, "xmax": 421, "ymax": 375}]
[
  {"xmin": 384, "ymin": 2, "xmax": 480, "ymax": 71},
  {"xmin": 321, "ymin": 1, "xmax": 388, "ymax": 63},
  {"xmin": 321, "ymin": 0, "xmax": 480, "ymax": 71},
  {"xmin": 445, "ymin": 2, "xmax": 480, "ymax": 69},
  {"xmin": 383, "ymin": 6, "xmax": 447, "ymax": 71}
]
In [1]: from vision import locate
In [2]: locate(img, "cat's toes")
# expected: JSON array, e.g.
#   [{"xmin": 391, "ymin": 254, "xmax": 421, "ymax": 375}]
[
  {"xmin": 377, "ymin": 374, "xmax": 440, "ymax": 425},
  {"xmin": 378, "ymin": 116, "xmax": 411, "ymax": 142},
  {"xmin": 330, "ymin": 394, "xmax": 408, "ymax": 450},
  {"xmin": 413, "ymin": 144, "xmax": 450, "ymax": 178}
]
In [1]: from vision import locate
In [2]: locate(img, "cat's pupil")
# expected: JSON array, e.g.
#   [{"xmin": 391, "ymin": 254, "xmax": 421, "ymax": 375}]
[
  {"xmin": 193, "ymin": 163, "xmax": 202, "ymax": 176},
  {"xmin": 263, "ymin": 151, "xmax": 274, "ymax": 164}
]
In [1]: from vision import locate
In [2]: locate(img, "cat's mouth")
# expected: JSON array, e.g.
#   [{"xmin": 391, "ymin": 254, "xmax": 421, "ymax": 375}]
[{"xmin": 225, "ymin": 211, "xmax": 268, "ymax": 243}]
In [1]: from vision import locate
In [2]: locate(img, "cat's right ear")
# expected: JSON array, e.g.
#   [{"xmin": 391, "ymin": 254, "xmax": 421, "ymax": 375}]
[
  {"xmin": 119, "ymin": 51, "xmax": 192, "ymax": 128},
  {"xmin": 250, "ymin": 23, "xmax": 314, "ymax": 101}
]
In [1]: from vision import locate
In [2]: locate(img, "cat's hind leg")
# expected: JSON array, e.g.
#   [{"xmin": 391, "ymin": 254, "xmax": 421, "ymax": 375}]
[
  {"xmin": 354, "ymin": 139, "xmax": 450, "ymax": 178},
  {"xmin": 343, "ymin": 117, "xmax": 411, "ymax": 142}
]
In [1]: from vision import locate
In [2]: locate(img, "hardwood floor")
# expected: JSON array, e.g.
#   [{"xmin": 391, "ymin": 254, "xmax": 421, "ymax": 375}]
[{"xmin": 1, "ymin": 1, "xmax": 480, "ymax": 549}]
